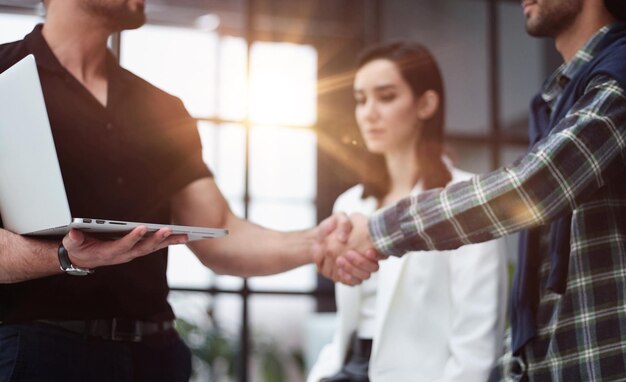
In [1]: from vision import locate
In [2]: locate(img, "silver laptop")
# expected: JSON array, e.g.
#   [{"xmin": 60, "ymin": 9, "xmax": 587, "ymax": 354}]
[{"xmin": 0, "ymin": 55, "xmax": 227, "ymax": 242}]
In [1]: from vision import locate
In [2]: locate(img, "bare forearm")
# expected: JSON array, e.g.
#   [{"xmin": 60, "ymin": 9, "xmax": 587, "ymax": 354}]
[
  {"xmin": 190, "ymin": 216, "xmax": 316, "ymax": 277},
  {"xmin": 172, "ymin": 177, "xmax": 317, "ymax": 277},
  {"xmin": 0, "ymin": 229, "xmax": 60, "ymax": 283}
]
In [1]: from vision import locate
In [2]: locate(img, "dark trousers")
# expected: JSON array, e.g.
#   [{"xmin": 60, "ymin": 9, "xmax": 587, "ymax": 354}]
[
  {"xmin": 0, "ymin": 322, "xmax": 191, "ymax": 382},
  {"xmin": 323, "ymin": 335, "xmax": 372, "ymax": 382}
]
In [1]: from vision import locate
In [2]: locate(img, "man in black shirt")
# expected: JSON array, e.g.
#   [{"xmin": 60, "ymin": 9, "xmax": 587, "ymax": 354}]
[{"xmin": 0, "ymin": 1, "xmax": 379, "ymax": 380}]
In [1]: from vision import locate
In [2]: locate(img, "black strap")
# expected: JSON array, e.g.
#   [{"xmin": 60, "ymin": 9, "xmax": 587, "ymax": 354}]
[{"xmin": 37, "ymin": 319, "xmax": 175, "ymax": 342}]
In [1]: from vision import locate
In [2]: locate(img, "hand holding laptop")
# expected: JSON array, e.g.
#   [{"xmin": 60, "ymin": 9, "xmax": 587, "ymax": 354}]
[{"xmin": 61, "ymin": 225, "xmax": 188, "ymax": 271}]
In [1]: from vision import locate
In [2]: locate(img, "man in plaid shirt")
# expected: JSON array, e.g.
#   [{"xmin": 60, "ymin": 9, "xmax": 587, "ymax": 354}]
[{"xmin": 316, "ymin": 0, "xmax": 626, "ymax": 380}]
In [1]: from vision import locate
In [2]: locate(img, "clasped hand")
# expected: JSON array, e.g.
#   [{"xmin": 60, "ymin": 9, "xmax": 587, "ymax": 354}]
[{"xmin": 312, "ymin": 212, "xmax": 384, "ymax": 286}]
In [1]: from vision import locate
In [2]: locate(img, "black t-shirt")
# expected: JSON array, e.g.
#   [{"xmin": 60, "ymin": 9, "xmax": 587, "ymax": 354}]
[{"xmin": 0, "ymin": 25, "xmax": 212, "ymax": 322}]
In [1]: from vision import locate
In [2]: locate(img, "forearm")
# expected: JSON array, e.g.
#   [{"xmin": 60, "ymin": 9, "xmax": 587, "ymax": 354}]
[
  {"xmin": 0, "ymin": 229, "xmax": 60, "ymax": 283},
  {"xmin": 189, "ymin": 215, "xmax": 316, "ymax": 277},
  {"xmin": 370, "ymin": 78, "xmax": 626, "ymax": 256},
  {"xmin": 172, "ymin": 177, "xmax": 318, "ymax": 277}
]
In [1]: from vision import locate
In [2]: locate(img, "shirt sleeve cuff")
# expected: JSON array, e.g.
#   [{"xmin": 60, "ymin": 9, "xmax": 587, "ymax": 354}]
[{"xmin": 368, "ymin": 198, "xmax": 413, "ymax": 257}]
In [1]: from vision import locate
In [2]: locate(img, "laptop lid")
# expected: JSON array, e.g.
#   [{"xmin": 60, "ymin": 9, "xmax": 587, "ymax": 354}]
[{"xmin": 0, "ymin": 55, "xmax": 73, "ymax": 234}]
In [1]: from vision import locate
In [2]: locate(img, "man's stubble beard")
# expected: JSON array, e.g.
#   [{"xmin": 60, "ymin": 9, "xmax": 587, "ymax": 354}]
[
  {"xmin": 80, "ymin": 0, "xmax": 146, "ymax": 31},
  {"xmin": 525, "ymin": 0, "xmax": 582, "ymax": 38}
]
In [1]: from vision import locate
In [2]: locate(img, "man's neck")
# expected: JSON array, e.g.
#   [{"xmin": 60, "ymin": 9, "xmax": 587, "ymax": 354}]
[
  {"xmin": 40, "ymin": 4, "xmax": 115, "ymax": 107},
  {"xmin": 555, "ymin": 6, "xmax": 615, "ymax": 62},
  {"xmin": 41, "ymin": 11, "xmax": 111, "ymax": 83}
]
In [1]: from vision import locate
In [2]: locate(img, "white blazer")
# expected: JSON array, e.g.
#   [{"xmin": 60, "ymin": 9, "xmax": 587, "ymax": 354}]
[{"xmin": 308, "ymin": 167, "xmax": 508, "ymax": 382}]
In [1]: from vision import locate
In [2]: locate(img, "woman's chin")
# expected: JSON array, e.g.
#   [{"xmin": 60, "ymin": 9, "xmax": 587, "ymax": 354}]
[{"xmin": 363, "ymin": 140, "xmax": 387, "ymax": 154}]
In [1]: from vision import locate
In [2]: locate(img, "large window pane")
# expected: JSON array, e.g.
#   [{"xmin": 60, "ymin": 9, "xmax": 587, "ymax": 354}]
[
  {"xmin": 120, "ymin": 25, "xmax": 218, "ymax": 117},
  {"xmin": 218, "ymin": 36, "xmax": 248, "ymax": 121},
  {"xmin": 167, "ymin": 245, "xmax": 213, "ymax": 289},
  {"xmin": 248, "ymin": 200, "xmax": 317, "ymax": 292},
  {"xmin": 198, "ymin": 122, "xmax": 246, "ymax": 200},
  {"xmin": 501, "ymin": 145, "xmax": 528, "ymax": 167},
  {"xmin": 447, "ymin": 142, "xmax": 492, "ymax": 174},
  {"xmin": 249, "ymin": 42, "xmax": 317, "ymax": 126},
  {"xmin": 249, "ymin": 126, "xmax": 317, "ymax": 200},
  {"xmin": 0, "ymin": 13, "xmax": 40, "ymax": 44},
  {"xmin": 248, "ymin": 200, "xmax": 315, "ymax": 231}
]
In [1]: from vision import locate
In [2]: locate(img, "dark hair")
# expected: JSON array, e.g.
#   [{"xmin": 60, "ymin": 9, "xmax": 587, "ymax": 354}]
[
  {"xmin": 356, "ymin": 41, "xmax": 451, "ymax": 200},
  {"xmin": 605, "ymin": 0, "xmax": 626, "ymax": 21}
]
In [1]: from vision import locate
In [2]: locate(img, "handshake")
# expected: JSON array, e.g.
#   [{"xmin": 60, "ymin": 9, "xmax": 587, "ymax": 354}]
[{"xmin": 311, "ymin": 213, "xmax": 386, "ymax": 286}]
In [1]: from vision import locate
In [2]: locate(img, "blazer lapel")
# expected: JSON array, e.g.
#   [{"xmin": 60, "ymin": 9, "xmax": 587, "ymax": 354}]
[
  {"xmin": 336, "ymin": 283, "xmax": 361, "ymax": 356},
  {"xmin": 371, "ymin": 254, "xmax": 407, "ymax": 360},
  {"xmin": 371, "ymin": 181, "xmax": 424, "ymax": 360}
]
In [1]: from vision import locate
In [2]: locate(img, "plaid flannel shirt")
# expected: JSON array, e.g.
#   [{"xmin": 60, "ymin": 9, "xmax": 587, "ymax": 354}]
[{"xmin": 369, "ymin": 25, "xmax": 626, "ymax": 381}]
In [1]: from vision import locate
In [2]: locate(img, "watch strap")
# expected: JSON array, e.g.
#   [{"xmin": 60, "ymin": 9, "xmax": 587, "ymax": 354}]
[{"xmin": 57, "ymin": 243, "xmax": 94, "ymax": 276}]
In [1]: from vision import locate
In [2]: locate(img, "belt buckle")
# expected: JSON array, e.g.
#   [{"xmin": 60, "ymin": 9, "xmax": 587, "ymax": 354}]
[
  {"xmin": 110, "ymin": 318, "xmax": 142, "ymax": 342},
  {"xmin": 504, "ymin": 355, "xmax": 526, "ymax": 382}
]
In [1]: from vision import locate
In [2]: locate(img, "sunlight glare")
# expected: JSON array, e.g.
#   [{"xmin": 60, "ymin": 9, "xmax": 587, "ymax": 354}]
[
  {"xmin": 249, "ymin": 42, "xmax": 317, "ymax": 126},
  {"xmin": 121, "ymin": 25, "xmax": 218, "ymax": 117}
]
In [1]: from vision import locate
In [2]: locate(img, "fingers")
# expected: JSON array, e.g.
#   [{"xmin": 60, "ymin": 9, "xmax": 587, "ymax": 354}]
[
  {"xmin": 312, "ymin": 241, "xmax": 339, "ymax": 281},
  {"xmin": 337, "ymin": 268, "xmax": 361, "ymax": 286},
  {"xmin": 126, "ymin": 228, "xmax": 188, "ymax": 259},
  {"xmin": 111, "ymin": 225, "xmax": 149, "ymax": 254},
  {"xmin": 337, "ymin": 249, "xmax": 379, "ymax": 280},
  {"xmin": 364, "ymin": 248, "xmax": 386, "ymax": 262},
  {"xmin": 314, "ymin": 217, "xmax": 349, "ymax": 281},
  {"xmin": 336, "ymin": 256, "xmax": 371, "ymax": 282},
  {"xmin": 317, "ymin": 212, "xmax": 351, "ymax": 243},
  {"xmin": 62, "ymin": 227, "xmax": 188, "ymax": 269},
  {"xmin": 314, "ymin": 213, "xmax": 381, "ymax": 284},
  {"xmin": 317, "ymin": 215, "xmax": 337, "ymax": 240},
  {"xmin": 333, "ymin": 249, "xmax": 385, "ymax": 286},
  {"xmin": 345, "ymin": 249, "xmax": 379, "ymax": 273}
]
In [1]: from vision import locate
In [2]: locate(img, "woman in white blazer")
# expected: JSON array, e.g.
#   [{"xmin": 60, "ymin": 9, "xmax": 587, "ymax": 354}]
[{"xmin": 308, "ymin": 42, "xmax": 508, "ymax": 382}]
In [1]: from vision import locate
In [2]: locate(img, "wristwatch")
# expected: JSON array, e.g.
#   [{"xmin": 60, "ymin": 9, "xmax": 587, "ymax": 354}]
[{"xmin": 57, "ymin": 243, "xmax": 94, "ymax": 276}]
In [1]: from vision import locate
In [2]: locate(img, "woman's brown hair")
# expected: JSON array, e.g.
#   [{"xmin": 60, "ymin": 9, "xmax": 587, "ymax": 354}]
[{"xmin": 356, "ymin": 41, "xmax": 451, "ymax": 199}]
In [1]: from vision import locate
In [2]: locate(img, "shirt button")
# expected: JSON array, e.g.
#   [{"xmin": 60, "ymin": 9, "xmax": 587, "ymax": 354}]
[
  {"xmin": 106, "ymin": 123, "xmax": 114, "ymax": 131},
  {"xmin": 116, "ymin": 177, "xmax": 124, "ymax": 185}
]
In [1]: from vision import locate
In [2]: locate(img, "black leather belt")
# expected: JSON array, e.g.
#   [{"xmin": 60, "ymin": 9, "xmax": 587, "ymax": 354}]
[{"xmin": 38, "ymin": 318, "xmax": 175, "ymax": 342}]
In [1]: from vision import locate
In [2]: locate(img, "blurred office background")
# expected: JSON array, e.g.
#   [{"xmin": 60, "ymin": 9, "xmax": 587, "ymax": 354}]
[{"xmin": 0, "ymin": 0, "xmax": 560, "ymax": 380}]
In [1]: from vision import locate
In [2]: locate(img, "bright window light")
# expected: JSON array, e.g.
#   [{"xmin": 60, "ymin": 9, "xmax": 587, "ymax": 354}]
[
  {"xmin": 249, "ymin": 126, "xmax": 317, "ymax": 200},
  {"xmin": 0, "ymin": 14, "xmax": 41, "ymax": 45},
  {"xmin": 249, "ymin": 200, "xmax": 316, "ymax": 231},
  {"xmin": 120, "ymin": 25, "xmax": 218, "ymax": 118},
  {"xmin": 247, "ymin": 200, "xmax": 317, "ymax": 292},
  {"xmin": 166, "ymin": 244, "xmax": 214, "ymax": 289},
  {"xmin": 218, "ymin": 36, "xmax": 248, "ymax": 121},
  {"xmin": 249, "ymin": 42, "xmax": 317, "ymax": 126},
  {"xmin": 197, "ymin": 122, "xmax": 246, "ymax": 199}
]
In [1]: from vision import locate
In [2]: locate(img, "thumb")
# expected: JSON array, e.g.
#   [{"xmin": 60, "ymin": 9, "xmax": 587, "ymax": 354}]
[
  {"xmin": 65, "ymin": 229, "xmax": 85, "ymax": 249},
  {"xmin": 317, "ymin": 216, "xmax": 338, "ymax": 240}
]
